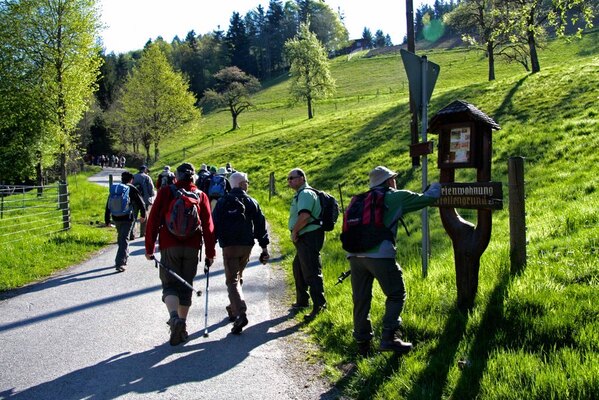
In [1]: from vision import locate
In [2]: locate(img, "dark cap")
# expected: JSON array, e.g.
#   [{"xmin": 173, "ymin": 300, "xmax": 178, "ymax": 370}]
[
  {"xmin": 176, "ymin": 162, "xmax": 195, "ymax": 181},
  {"xmin": 139, "ymin": 165, "xmax": 148, "ymax": 172}
]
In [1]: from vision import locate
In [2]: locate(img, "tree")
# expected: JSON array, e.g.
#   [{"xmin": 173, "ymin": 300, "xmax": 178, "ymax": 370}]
[
  {"xmin": 116, "ymin": 43, "xmax": 199, "ymax": 162},
  {"xmin": 505, "ymin": 0, "xmax": 595, "ymax": 73},
  {"xmin": 0, "ymin": 0, "xmax": 103, "ymax": 182},
  {"xmin": 285, "ymin": 22, "xmax": 336, "ymax": 119},
  {"xmin": 445, "ymin": 0, "xmax": 508, "ymax": 81},
  {"xmin": 202, "ymin": 67, "xmax": 261, "ymax": 131},
  {"xmin": 361, "ymin": 27, "xmax": 374, "ymax": 48}
]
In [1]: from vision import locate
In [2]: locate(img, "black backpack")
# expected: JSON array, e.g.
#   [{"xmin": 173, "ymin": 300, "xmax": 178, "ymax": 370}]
[
  {"xmin": 302, "ymin": 187, "xmax": 340, "ymax": 232},
  {"xmin": 340, "ymin": 187, "xmax": 409, "ymax": 252},
  {"xmin": 215, "ymin": 194, "xmax": 247, "ymax": 243}
]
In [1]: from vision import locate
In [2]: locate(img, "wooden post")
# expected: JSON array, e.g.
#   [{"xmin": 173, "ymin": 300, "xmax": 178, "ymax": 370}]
[
  {"xmin": 269, "ymin": 172, "xmax": 275, "ymax": 201},
  {"xmin": 509, "ymin": 157, "xmax": 527, "ymax": 273},
  {"xmin": 59, "ymin": 182, "xmax": 71, "ymax": 230}
]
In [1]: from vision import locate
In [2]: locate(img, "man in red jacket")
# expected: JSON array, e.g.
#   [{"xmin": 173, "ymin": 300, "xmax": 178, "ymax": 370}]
[{"xmin": 145, "ymin": 162, "xmax": 216, "ymax": 346}]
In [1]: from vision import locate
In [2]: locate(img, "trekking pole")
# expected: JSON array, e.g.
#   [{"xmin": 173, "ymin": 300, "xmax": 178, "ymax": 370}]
[
  {"xmin": 338, "ymin": 183, "xmax": 345, "ymax": 214},
  {"xmin": 335, "ymin": 269, "xmax": 351, "ymax": 285},
  {"xmin": 203, "ymin": 260, "xmax": 210, "ymax": 337},
  {"xmin": 152, "ymin": 256, "xmax": 202, "ymax": 297}
]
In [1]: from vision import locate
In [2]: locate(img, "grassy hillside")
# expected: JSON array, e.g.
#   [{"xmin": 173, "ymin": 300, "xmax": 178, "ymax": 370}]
[{"xmin": 150, "ymin": 31, "xmax": 598, "ymax": 399}]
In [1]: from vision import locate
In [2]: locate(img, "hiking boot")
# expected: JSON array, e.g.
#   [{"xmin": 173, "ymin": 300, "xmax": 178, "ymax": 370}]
[
  {"xmin": 304, "ymin": 304, "xmax": 326, "ymax": 321},
  {"xmin": 231, "ymin": 313, "xmax": 248, "ymax": 334},
  {"xmin": 379, "ymin": 328, "xmax": 412, "ymax": 354},
  {"xmin": 168, "ymin": 317, "xmax": 186, "ymax": 346},
  {"xmin": 357, "ymin": 340, "xmax": 372, "ymax": 357},
  {"xmin": 226, "ymin": 305, "xmax": 236, "ymax": 322},
  {"xmin": 115, "ymin": 265, "xmax": 126, "ymax": 272}
]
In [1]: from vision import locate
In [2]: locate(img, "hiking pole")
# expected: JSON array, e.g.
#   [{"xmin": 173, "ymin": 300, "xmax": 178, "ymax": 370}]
[
  {"xmin": 203, "ymin": 260, "xmax": 210, "ymax": 337},
  {"xmin": 152, "ymin": 256, "xmax": 202, "ymax": 297},
  {"xmin": 335, "ymin": 269, "xmax": 351, "ymax": 285}
]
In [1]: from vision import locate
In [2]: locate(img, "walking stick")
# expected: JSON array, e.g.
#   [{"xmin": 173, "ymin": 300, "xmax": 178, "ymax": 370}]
[
  {"xmin": 152, "ymin": 256, "xmax": 202, "ymax": 297},
  {"xmin": 335, "ymin": 269, "xmax": 351, "ymax": 285},
  {"xmin": 203, "ymin": 260, "xmax": 210, "ymax": 337}
]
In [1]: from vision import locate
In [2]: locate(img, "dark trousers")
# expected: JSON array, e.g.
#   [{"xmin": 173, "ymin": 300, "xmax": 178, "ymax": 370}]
[
  {"xmin": 349, "ymin": 256, "xmax": 406, "ymax": 342},
  {"xmin": 114, "ymin": 220, "xmax": 134, "ymax": 266},
  {"xmin": 292, "ymin": 229, "xmax": 326, "ymax": 308},
  {"xmin": 160, "ymin": 246, "xmax": 200, "ymax": 307}
]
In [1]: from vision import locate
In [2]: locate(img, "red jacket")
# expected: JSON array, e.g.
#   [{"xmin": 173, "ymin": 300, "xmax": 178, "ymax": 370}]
[{"xmin": 145, "ymin": 181, "xmax": 216, "ymax": 259}]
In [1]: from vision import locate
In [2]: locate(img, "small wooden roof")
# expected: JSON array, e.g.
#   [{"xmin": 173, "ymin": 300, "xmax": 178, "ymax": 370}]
[{"xmin": 429, "ymin": 100, "xmax": 501, "ymax": 133}]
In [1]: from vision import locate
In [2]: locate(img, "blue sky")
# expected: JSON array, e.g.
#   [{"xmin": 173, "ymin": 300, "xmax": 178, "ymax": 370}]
[{"xmin": 98, "ymin": 0, "xmax": 433, "ymax": 54}]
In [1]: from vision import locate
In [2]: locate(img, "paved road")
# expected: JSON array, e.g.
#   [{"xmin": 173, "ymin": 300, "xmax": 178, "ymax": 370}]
[{"xmin": 0, "ymin": 168, "xmax": 337, "ymax": 399}]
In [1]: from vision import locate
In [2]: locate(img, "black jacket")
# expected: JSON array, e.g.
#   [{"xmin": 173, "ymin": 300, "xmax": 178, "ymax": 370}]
[{"xmin": 213, "ymin": 188, "xmax": 269, "ymax": 248}]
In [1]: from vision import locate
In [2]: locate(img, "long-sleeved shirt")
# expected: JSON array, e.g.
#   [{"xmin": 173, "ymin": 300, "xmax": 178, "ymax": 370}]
[{"xmin": 144, "ymin": 180, "xmax": 216, "ymax": 259}]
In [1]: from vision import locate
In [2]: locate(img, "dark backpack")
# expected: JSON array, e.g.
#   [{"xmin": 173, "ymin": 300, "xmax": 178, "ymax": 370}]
[
  {"xmin": 215, "ymin": 194, "xmax": 247, "ymax": 243},
  {"xmin": 108, "ymin": 183, "xmax": 132, "ymax": 217},
  {"xmin": 208, "ymin": 174, "xmax": 227, "ymax": 199},
  {"xmin": 340, "ymin": 188, "xmax": 399, "ymax": 252},
  {"xmin": 195, "ymin": 170, "xmax": 211, "ymax": 192},
  {"xmin": 302, "ymin": 187, "xmax": 340, "ymax": 232},
  {"xmin": 165, "ymin": 185, "xmax": 202, "ymax": 239},
  {"xmin": 160, "ymin": 172, "xmax": 175, "ymax": 187}
]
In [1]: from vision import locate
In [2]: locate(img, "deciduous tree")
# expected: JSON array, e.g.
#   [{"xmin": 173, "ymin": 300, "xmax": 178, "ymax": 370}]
[
  {"xmin": 285, "ymin": 22, "xmax": 336, "ymax": 119},
  {"xmin": 201, "ymin": 66, "xmax": 261, "ymax": 130}
]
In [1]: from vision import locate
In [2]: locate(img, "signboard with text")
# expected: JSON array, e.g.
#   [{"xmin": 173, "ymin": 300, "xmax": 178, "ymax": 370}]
[{"xmin": 433, "ymin": 182, "xmax": 503, "ymax": 210}]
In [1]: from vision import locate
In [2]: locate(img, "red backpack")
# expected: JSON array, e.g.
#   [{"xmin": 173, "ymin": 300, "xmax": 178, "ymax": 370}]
[{"xmin": 165, "ymin": 185, "xmax": 202, "ymax": 238}]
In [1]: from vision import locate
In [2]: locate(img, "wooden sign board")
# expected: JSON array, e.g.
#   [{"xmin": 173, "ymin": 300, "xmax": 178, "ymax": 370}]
[
  {"xmin": 409, "ymin": 141, "xmax": 434, "ymax": 157},
  {"xmin": 432, "ymin": 182, "xmax": 503, "ymax": 210}
]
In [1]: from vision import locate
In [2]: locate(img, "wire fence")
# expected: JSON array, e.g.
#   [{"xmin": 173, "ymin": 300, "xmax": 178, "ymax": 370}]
[{"xmin": 0, "ymin": 183, "xmax": 70, "ymax": 244}]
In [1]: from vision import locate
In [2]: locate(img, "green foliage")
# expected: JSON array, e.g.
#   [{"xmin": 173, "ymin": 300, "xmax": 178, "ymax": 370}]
[
  {"xmin": 114, "ymin": 42, "xmax": 200, "ymax": 161},
  {"xmin": 285, "ymin": 22, "xmax": 336, "ymax": 119}
]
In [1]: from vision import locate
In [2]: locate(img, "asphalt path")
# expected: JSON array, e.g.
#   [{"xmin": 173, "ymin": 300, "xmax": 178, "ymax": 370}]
[{"xmin": 0, "ymin": 168, "xmax": 338, "ymax": 400}]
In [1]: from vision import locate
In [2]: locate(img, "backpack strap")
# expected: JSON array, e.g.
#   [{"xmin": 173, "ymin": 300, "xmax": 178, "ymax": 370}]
[
  {"xmin": 296, "ymin": 187, "xmax": 321, "ymax": 226},
  {"xmin": 372, "ymin": 186, "xmax": 410, "ymax": 237}
]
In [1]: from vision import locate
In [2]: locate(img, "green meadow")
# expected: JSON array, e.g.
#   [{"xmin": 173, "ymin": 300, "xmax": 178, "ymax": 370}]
[{"xmin": 2, "ymin": 31, "xmax": 598, "ymax": 399}]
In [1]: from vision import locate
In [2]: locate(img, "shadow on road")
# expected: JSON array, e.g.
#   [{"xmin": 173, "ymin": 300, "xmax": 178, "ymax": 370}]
[{"xmin": 1, "ymin": 314, "xmax": 300, "ymax": 399}]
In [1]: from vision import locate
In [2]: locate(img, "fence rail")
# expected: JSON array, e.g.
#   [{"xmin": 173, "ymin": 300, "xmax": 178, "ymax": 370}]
[{"xmin": 0, "ymin": 183, "xmax": 71, "ymax": 244}]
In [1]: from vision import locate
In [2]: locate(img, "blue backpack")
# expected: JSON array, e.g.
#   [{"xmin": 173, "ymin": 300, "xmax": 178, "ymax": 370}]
[
  {"xmin": 108, "ymin": 183, "xmax": 132, "ymax": 217},
  {"xmin": 208, "ymin": 175, "xmax": 227, "ymax": 199}
]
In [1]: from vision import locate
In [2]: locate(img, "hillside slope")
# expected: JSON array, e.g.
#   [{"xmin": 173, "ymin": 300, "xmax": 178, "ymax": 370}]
[{"xmin": 151, "ymin": 32, "xmax": 598, "ymax": 399}]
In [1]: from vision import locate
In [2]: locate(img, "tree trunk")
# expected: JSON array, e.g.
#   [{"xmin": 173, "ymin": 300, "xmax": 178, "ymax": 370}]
[
  {"xmin": 307, "ymin": 96, "xmax": 313, "ymax": 119},
  {"xmin": 487, "ymin": 41, "xmax": 495, "ymax": 81},
  {"xmin": 528, "ymin": 29, "xmax": 540, "ymax": 73},
  {"xmin": 153, "ymin": 142, "xmax": 160, "ymax": 162}
]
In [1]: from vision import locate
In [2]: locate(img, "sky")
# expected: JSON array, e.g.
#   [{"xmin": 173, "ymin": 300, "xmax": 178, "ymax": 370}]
[{"xmin": 98, "ymin": 0, "xmax": 433, "ymax": 54}]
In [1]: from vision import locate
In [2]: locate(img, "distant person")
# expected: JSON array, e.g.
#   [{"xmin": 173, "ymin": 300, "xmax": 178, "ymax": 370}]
[
  {"xmin": 119, "ymin": 155, "xmax": 126, "ymax": 168},
  {"xmin": 145, "ymin": 163, "xmax": 216, "ymax": 346},
  {"xmin": 105, "ymin": 171, "xmax": 146, "ymax": 272},
  {"xmin": 156, "ymin": 165, "xmax": 176, "ymax": 189},
  {"xmin": 213, "ymin": 172, "xmax": 270, "ymax": 334},
  {"xmin": 195, "ymin": 163, "xmax": 211, "ymax": 193},
  {"xmin": 132, "ymin": 165, "xmax": 156, "ymax": 238},
  {"xmin": 287, "ymin": 168, "xmax": 327, "ymax": 321},
  {"xmin": 345, "ymin": 166, "xmax": 440, "ymax": 357}
]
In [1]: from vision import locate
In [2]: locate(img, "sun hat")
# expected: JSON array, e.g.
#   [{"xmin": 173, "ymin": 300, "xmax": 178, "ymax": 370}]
[
  {"xmin": 217, "ymin": 167, "xmax": 227, "ymax": 175},
  {"xmin": 369, "ymin": 166, "xmax": 397, "ymax": 188},
  {"xmin": 229, "ymin": 172, "xmax": 248, "ymax": 188}
]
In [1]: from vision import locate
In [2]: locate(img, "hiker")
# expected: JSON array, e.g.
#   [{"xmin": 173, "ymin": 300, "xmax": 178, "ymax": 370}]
[
  {"xmin": 346, "ymin": 166, "xmax": 440, "ymax": 357},
  {"xmin": 119, "ymin": 155, "xmax": 126, "ymax": 168},
  {"xmin": 156, "ymin": 165, "xmax": 176, "ymax": 189},
  {"xmin": 132, "ymin": 165, "xmax": 156, "ymax": 238},
  {"xmin": 144, "ymin": 162, "xmax": 216, "ymax": 346},
  {"xmin": 104, "ymin": 171, "xmax": 146, "ymax": 272},
  {"xmin": 213, "ymin": 171, "xmax": 270, "ymax": 334},
  {"xmin": 287, "ymin": 168, "xmax": 327, "ymax": 321},
  {"xmin": 207, "ymin": 167, "xmax": 231, "ymax": 210},
  {"xmin": 195, "ymin": 163, "xmax": 211, "ymax": 193}
]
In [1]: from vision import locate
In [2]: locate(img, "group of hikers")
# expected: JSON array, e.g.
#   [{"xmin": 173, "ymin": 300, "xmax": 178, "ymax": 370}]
[{"xmin": 105, "ymin": 161, "xmax": 441, "ymax": 357}]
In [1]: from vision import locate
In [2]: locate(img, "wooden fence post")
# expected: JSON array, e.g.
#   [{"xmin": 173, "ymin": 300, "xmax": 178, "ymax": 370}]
[
  {"xmin": 509, "ymin": 157, "xmax": 527, "ymax": 274},
  {"xmin": 269, "ymin": 172, "xmax": 275, "ymax": 201},
  {"xmin": 59, "ymin": 182, "xmax": 71, "ymax": 230}
]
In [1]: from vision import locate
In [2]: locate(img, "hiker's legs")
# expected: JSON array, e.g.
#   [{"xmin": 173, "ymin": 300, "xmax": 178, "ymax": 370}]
[
  {"xmin": 114, "ymin": 220, "xmax": 133, "ymax": 266},
  {"xmin": 370, "ymin": 259, "xmax": 406, "ymax": 332},
  {"xmin": 350, "ymin": 256, "xmax": 375, "ymax": 342},
  {"xmin": 222, "ymin": 245, "xmax": 252, "ymax": 317},
  {"xmin": 160, "ymin": 246, "xmax": 200, "ymax": 313},
  {"xmin": 294, "ymin": 230, "xmax": 326, "ymax": 309}
]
